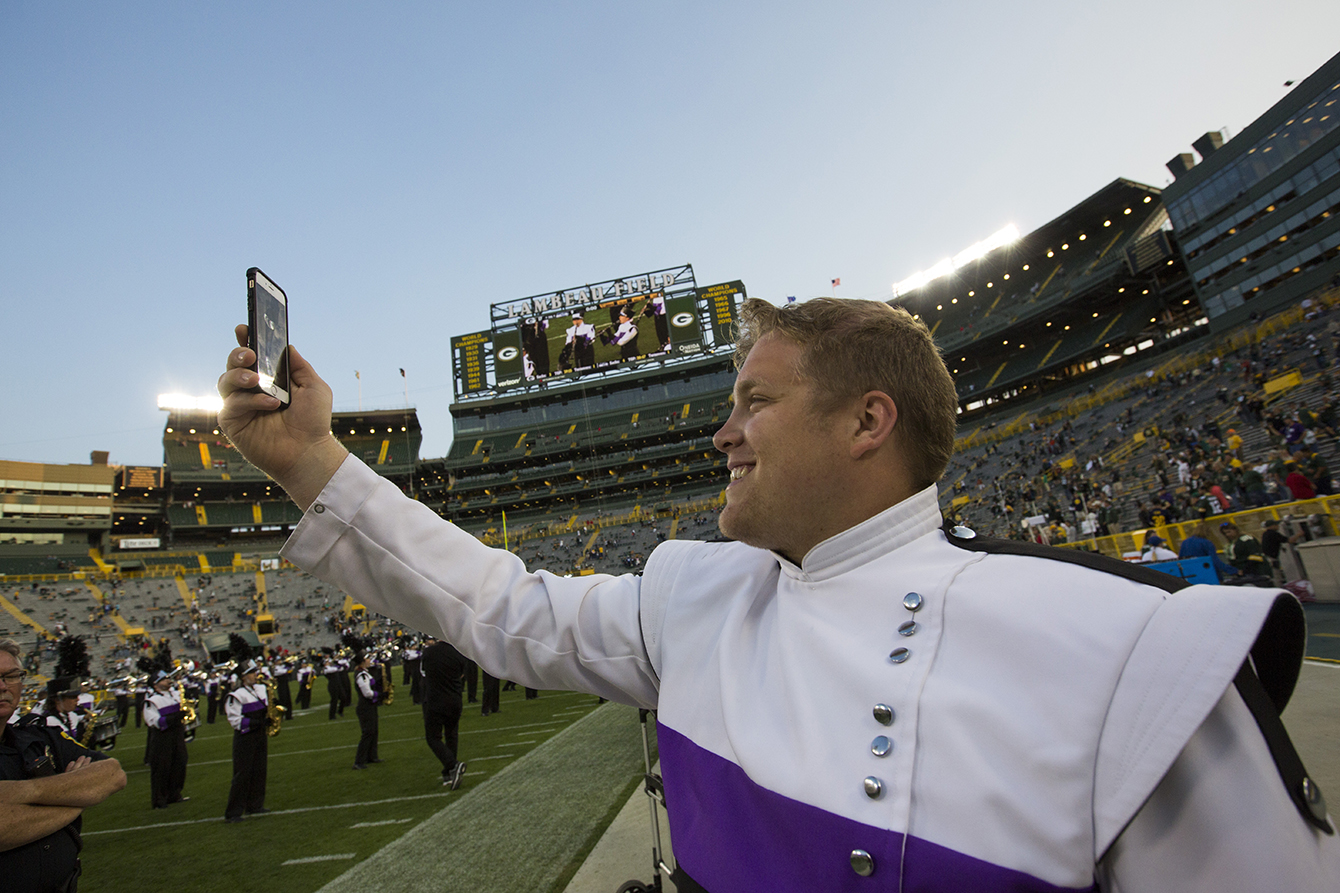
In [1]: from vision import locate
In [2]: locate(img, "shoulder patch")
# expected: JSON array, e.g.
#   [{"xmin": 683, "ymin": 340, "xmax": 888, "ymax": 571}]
[
  {"xmin": 942, "ymin": 522, "xmax": 1327, "ymax": 834},
  {"xmin": 942, "ymin": 520, "xmax": 1187, "ymax": 593}
]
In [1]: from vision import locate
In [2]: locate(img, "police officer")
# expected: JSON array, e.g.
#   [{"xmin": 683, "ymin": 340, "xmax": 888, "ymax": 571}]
[
  {"xmin": 223, "ymin": 660, "xmax": 271, "ymax": 822},
  {"xmin": 142, "ymin": 671, "xmax": 189, "ymax": 809},
  {"xmin": 0, "ymin": 638, "xmax": 126, "ymax": 892}
]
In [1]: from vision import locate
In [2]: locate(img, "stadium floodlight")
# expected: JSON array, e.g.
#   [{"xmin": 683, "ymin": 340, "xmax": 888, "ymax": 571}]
[
  {"xmin": 157, "ymin": 393, "xmax": 224, "ymax": 412},
  {"xmin": 891, "ymin": 224, "xmax": 1021, "ymax": 298}
]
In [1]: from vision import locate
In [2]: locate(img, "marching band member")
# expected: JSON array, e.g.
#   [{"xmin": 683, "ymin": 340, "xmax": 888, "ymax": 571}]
[
  {"xmin": 351, "ymin": 653, "xmax": 381, "ymax": 770},
  {"xmin": 322, "ymin": 650, "xmax": 343, "ymax": 720},
  {"xmin": 223, "ymin": 660, "xmax": 270, "ymax": 822},
  {"xmin": 41, "ymin": 679, "xmax": 90, "ymax": 743},
  {"xmin": 401, "ymin": 641, "xmax": 423, "ymax": 705},
  {"xmin": 111, "ymin": 677, "xmax": 131, "ymax": 728},
  {"xmin": 613, "ymin": 309, "xmax": 640, "ymax": 360},
  {"xmin": 142, "ymin": 671, "xmax": 189, "ymax": 809},
  {"xmin": 296, "ymin": 659, "xmax": 315, "ymax": 710}
]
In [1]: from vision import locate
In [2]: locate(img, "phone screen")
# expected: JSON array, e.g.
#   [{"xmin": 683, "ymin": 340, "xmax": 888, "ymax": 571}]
[{"xmin": 249, "ymin": 269, "xmax": 290, "ymax": 403}]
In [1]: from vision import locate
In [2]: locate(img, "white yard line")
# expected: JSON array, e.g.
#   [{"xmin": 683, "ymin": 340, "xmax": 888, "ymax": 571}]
[
  {"xmin": 125, "ymin": 719, "xmax": 572, "ymax": 772},
  {"xmin": 85, "ymin": 791, "xmax": 453, "ymax": 836},
  {"xmin": 498, "ymin": 740, "xmax": 536, "ymax": 747},
  {"xmin": 350, "ymin": 818, "xmax": 414, "ymax": 828},
  {"xmin": 282, "ymin": 853, "xmax": 357, "ymax": 865}
]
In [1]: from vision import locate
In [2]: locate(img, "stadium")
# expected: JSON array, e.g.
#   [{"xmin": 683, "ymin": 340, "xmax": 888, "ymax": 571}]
[{"xmin": 4, "ymin": 48, "xmax": 1340, "ymax": 893}]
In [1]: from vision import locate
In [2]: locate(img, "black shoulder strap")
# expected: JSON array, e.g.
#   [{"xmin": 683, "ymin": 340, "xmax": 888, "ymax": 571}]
[{"xmin": 943, "ymin": 520, "xmax": 1331, "ymax": 834}]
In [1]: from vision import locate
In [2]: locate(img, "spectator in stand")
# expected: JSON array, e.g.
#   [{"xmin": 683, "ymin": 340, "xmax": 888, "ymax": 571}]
[
  {"xmin": 1260, "ymin": 519, "xmax": 1300, "ymax": 585},
  {"xmin": 1283, "ymin": 463, "xmax": 1316, "ymax": 501},
  {"xmin": 1240, "ymin": 463, "xmax": 1273, "ymax": 507},
  {"xmin": 1220, "ymin": 522, "xmax": 1269, "ymax": 577},
  {"xmin": 1178, "ymin": 524, "xmax": 1240, "ymax": 583},
  {"xmin": 1138, "ymin": 533, "xmax": 1178, "ymax": 563},
  {"xmin": 1298, "ymin": 447, "xmax": 1333, "ymax": 496}
]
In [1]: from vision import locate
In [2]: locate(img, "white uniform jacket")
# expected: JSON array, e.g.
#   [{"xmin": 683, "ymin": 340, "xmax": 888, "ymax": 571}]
[
  {"xmin": 225, "ymin": 683, "xmax": 269, "ymax": 734},
  {"xmin": 142, "ymin": 690, "xmax": 183, "ymax": 731},
  {"xmin": 281, "ymin": 456, "xmax": 1339, "ymax": 893}
]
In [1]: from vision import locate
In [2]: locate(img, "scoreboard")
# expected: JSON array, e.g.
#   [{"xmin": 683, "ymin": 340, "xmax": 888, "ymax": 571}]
[{"xmin": 451, "ymin": 264, "xmax": 745, "ymax": 398}]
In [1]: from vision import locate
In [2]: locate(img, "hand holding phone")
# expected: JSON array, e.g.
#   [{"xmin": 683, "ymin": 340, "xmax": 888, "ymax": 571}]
[{"xmin": 247, "ymin": 267, "xmax": 291, "ymax": 408}]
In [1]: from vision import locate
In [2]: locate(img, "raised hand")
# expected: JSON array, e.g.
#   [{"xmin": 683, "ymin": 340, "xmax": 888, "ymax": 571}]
[{"xmin": 217, "ymin": 325, "xmax": 348, "ymax": 510}]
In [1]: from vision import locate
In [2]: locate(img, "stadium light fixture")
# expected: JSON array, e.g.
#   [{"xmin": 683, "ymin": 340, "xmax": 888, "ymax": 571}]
[
  {"xmin": 157, "ymin": 393, "xmax": 223, "ymax": 412},
  {"xmin": 891, "ymin": 224, "xmax": 1020, "ymax": 297}
]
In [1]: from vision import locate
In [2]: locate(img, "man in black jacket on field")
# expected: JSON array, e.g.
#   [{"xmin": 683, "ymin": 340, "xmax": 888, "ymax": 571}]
[
  {"xmin": 1, "ymin": 638, "xmax": 126, "ymax": 892},
  {"xmin": 420, "ymin": 636, "xmax": 467, "ymax": 789}
]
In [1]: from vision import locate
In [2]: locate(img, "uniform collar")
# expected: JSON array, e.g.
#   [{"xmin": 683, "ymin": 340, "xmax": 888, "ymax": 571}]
[{"xmin": 777, "ymin": 483, "xmax": 942, "ymax": 582}]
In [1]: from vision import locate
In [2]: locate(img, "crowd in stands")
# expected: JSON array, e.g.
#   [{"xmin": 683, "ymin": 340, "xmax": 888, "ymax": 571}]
[{"xmin": 942, "ymin": 292, "xmax": 1340, "ymax": 556}]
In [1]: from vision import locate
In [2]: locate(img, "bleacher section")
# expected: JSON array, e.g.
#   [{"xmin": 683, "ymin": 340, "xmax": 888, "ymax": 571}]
[
  {"xmin": 895, "ymin": 179, "xmax": 1200, "ymax": 412},
  {"xmin": 160, "ymin": 408, "xmax": 420, "ymax": 543},
  {"xmin": 422, "ymin": 355, "xmax": 735, "ymax": 530},
  {"xmin": 940, "ymin": 285, "xmax": 1340, "ymax": 547}
]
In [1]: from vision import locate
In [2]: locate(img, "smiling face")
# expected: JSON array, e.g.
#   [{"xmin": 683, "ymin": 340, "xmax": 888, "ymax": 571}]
[
  {"xmin": 0, "ymin": 650, "xmax": 23, "ymax": 724},
  {"xmin": 712, "ymin": 333, "xmax": 856, "ymax": 564}
]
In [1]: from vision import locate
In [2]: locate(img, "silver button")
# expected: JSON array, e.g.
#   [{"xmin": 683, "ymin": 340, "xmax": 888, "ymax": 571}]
[
  {"xmin": 902, "ymin": 592, "xmax": 923, "ymax": 612},
  {"xmin": 951, "ymin": 525, "xmax": 976, "ymax": 539},
  {"xmin": 850, "ymin": 849, "xmax": 875, "ymax": 877},
  {"xmin": 871, "ymin": 735, "xmax": 892, "ymax": 756},
  {"xmin": 898, "ymin": 620, "xmax": 918, "ymax": 637},
  {"xmin": 872, "ymin": 704, "xmax": 894, "ymax": 725},
  {"xmin": 313, "ymin": 504, "xmax": 326, "ymax": 514},
  {"xmin": 888, "ymin": 647, "xmax": 910, "ymax": 663},
  {"xmin": 863, "ymin": 776, "xmax": 883, "ymax": 799}
]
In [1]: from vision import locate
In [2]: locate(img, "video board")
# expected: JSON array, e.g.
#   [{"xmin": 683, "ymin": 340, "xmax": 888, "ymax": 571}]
[{"xmin": 451, "ymin": 265, "xmax": 745, "ymax": 397}]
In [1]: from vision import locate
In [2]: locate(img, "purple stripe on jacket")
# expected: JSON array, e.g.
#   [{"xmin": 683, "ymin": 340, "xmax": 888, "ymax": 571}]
[{"xmin": 656, "ymin": 722, "xmax": 1095, "ymax": 893}]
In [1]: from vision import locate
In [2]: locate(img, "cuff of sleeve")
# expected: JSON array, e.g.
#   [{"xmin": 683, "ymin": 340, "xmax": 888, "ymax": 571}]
[{"xmin": 280, "ymin": 454, "xmax": 381, "ymax": 570}]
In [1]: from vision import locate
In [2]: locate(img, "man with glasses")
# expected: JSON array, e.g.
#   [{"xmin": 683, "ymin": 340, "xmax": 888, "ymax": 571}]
[{"xmin": 0, "ymin": 638, "xmax": 126, "ymax": 892}]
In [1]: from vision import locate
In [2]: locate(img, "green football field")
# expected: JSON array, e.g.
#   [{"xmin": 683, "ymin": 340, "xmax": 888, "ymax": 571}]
[{"xmin": 78, "ymin": 686, "xmax": 635, "ymax": 892}]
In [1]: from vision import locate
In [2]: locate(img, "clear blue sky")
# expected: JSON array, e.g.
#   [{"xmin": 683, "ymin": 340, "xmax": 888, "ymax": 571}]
[{"xmin": 3, "ymin": 3, "xmax": 1336, "ymax": 467}]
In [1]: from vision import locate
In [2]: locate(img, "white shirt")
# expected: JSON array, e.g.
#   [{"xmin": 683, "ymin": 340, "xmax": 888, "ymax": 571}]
[{"xmin": 282, "ymin": 455, "xmax": 1339, "ymax": 891}]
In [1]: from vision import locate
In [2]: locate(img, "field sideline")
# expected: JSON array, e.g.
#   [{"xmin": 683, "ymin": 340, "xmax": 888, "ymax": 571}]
[{"xmin": 78, "ymin": 685, "xmax": 632, "ymax": 892}]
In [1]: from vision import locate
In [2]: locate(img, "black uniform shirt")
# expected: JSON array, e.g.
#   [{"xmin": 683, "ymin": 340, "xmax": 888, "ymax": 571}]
[
  {"xmin": 421, "ymin": 641, "xmax": 466, "ymax": 710},
  {"xmin": 0, "ymin": 714, "xmax": 107, "ymax": 892}
]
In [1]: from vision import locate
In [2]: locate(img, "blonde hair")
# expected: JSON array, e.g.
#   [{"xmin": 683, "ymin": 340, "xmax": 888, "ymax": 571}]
[{"xmin": 734, "ymin": 297, "xmax": 957, "ymax": 489}]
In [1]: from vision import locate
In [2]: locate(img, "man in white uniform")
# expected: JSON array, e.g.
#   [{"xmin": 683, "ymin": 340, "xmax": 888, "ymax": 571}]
[{"xmin": 217, "ymin": 298, "xmax": 1338, "ymax": 892}]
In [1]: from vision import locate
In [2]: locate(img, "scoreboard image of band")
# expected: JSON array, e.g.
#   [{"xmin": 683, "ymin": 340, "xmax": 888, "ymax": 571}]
[{"xmin": 450, "ymin": 265, "xmax": 745, "ymax": 397}]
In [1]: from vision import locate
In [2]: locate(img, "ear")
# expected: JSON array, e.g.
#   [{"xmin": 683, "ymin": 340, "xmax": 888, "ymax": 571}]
[{"xmin": 850, "ymin": 391, "xmax": 897, "ymax": 460}]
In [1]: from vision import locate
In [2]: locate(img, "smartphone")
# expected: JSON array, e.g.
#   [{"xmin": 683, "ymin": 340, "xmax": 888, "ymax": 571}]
[{"xmin": 246, "ymin": 267, "xmax": 291, "ymax": 407}]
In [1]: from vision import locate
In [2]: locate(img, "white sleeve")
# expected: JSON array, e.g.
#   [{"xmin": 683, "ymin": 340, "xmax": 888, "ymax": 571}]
[
  {"xmin": 357, "ymin": 671, "xmax": 377, "ymax": 701},
  {"xmin": 224, "ymin": 690, "xmax": 244, "ymax": 732},
  {"xmin": 142, "ymin": 697, "xmax": 162, "ymax": 730},
  {"xmin": 282, "ymin": 457, "xmax": 658, "ymax": 708},
  {"xmin": 1098, "ymin": 686, "xmax": 1340, "ymax": 891}
]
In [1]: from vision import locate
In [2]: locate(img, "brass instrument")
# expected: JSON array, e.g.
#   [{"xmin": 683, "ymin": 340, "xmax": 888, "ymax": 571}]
[
  {"xmin": 378, "ymin": 654, "xmax": 395, "ymax": 706},
  {"xmin": 171, "ymin": 667, "xmax": 200, "ymax": 742},
  {"xmin": 262, "ymin": 676, "xmax": 286, "ymax": 737},
  {"xmin": 78, "ymin": 709, "xmax": 98, "ymax": 747}
]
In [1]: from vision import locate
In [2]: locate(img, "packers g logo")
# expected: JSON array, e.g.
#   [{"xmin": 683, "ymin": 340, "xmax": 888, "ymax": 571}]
[
  {"xmin": 671, "ymin": 312, "xmax": 694, "ymax": 328},
  {"xmin": 497, "ymin": 347, "xmax": 520, "ymax": 362}
]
